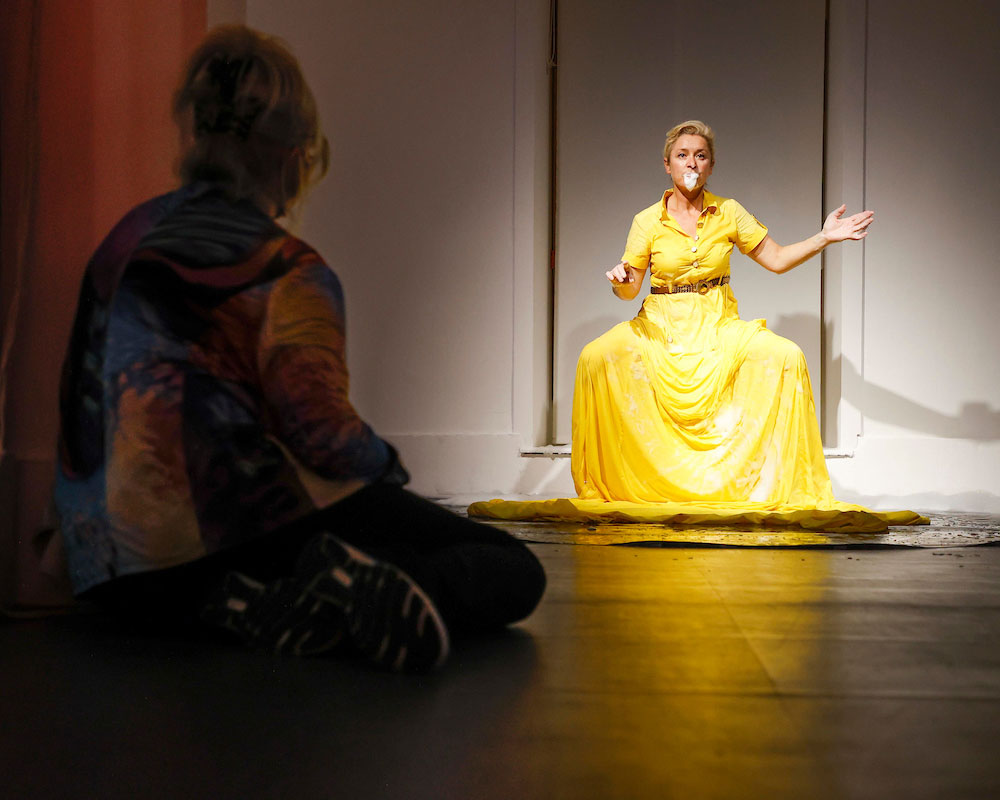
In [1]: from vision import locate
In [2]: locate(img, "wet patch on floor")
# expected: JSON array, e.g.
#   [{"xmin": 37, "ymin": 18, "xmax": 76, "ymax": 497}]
[{"xmin": 450, "ymin": 510, "xmax": 1000, "ymax": 549}]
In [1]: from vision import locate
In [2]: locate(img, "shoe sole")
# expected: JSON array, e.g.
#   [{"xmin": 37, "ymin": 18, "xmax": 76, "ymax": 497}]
[{"xmin": 299, "ymin": 534, "xmax": 450, "ymax": 673}]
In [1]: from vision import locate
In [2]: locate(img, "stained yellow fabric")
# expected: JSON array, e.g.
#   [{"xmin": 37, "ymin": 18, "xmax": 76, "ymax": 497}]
[
  {"xmin": 470, "ymin": 190, "xmax": 927, "ymax": 532},
  {"xmin": 467, "ymin": 499, "xmax": 925, "ymax": 533}
]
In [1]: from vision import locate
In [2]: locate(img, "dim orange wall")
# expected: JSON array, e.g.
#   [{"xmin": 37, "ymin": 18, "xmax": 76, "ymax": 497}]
[{"xmin": 1, "ymin": 0, "xmax": 207, "ymax": 606}]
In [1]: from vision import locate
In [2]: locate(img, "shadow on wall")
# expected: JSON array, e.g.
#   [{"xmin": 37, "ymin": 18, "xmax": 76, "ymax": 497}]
[
  {"xmin": 771, "ymin": 314, "xmax": 1000, "ymax": 441},
  {"xmin": 813, "ymin": 315, "xmax": 1000, "ymax": 442},
  {"xmin": 842, "ymin": 357, "xmax": 1000, "ymax": 440},
  {"xmin": 844, "ymin": 356, "xmax": 1000, "ymax": 441}
]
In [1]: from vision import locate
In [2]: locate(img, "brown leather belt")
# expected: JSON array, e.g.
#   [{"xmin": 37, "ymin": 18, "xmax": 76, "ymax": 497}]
[{"xmin": 650, "ymin": 275, "xmax": 730, "ymax": 295}]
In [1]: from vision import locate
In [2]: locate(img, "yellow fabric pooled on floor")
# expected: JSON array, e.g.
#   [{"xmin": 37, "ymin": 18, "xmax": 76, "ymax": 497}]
[{"xmin": 467, "ymin": 498, "xmax": 928, "ymax": 534}]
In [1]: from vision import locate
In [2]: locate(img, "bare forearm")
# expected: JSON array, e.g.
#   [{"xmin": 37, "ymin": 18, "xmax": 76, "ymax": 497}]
[
  {"xmin": 764, "ymin": 231, "xmax": 831, "ymax": 274},
  {"xmin": 752, "ymin": 205, "xmax": 874, "ymax": 274}
]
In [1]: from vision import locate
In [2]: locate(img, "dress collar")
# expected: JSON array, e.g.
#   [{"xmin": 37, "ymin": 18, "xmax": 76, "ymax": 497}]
[{"xmin": 659, "ymin": 187, "xmax": 720, "ymax": 221}]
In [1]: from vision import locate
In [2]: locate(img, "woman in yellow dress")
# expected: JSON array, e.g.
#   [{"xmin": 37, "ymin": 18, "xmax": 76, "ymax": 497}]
[
  {"xmin": 471, "ymin": 120, "xmax": 924, "ymax": 531},
  {"xmin": 576, "ymin": 118, "xmax": 862, "ymax": 505}
]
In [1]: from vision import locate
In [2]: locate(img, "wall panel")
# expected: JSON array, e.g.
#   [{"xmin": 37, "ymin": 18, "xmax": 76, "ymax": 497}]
[{"xmin": 553, "ymin": 0, "xmax": 826, "ymax": 441}]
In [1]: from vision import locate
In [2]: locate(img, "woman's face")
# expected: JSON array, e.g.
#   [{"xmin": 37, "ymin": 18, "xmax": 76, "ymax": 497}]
[{"xmin": 664, "ymin": 134, "xmax": 713, "ymax": 193}]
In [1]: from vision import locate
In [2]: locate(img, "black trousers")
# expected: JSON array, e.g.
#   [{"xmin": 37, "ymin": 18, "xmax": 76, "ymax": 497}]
[{"xmin": 83, "ymin": 484, "xmax": 546, "ymax": 637}]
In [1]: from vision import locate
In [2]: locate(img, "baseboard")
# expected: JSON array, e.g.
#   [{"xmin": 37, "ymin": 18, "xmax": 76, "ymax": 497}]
[
  {"xmin": 387, "ymin": 432, "xmax": 575, "ymax": 497},
  {"xmin": 391, "ymin": 432, "xmax": 1000, "ymax": 513}
]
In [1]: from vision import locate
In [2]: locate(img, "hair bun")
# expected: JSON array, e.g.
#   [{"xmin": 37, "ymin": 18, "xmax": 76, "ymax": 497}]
[{"xmin": 174, "ymin": 25, "xmax": 329, "ymax": 213}]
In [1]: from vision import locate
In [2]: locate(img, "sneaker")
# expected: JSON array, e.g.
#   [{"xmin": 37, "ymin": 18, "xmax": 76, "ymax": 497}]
[
  {"xmin": 297, "ymin": 533, "xmax": 450, "ymax": 673},
  {"xmin": 201, "ymin": 571, "xmax": 346, "ymax": 657}
]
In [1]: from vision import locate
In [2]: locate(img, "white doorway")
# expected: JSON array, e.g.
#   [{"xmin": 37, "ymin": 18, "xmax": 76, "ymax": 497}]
[{"xmin": 551, "ymin": 0, "xmax": 827, "ymax": 443}]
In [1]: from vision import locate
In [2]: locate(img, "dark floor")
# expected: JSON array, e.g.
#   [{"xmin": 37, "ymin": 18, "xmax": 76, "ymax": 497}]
[{"xmin": 3, "ymin": 521, "xmax": 1000, "ymax": 799}]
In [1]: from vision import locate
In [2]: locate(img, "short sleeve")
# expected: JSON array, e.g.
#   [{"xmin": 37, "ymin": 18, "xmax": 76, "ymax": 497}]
[
  {"xmin": 731, "ymin": 200, "xmax": 769, "ymax": 255},
  {"xmin": 620, "ymin": 213, "xmax": 652, "ymax": 271}
]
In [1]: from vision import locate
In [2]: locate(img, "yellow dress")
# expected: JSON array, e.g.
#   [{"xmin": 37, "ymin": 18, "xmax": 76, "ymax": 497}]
[{"xmin": 470, "ymin": 190, "xmax": 926, "ymax": 532}]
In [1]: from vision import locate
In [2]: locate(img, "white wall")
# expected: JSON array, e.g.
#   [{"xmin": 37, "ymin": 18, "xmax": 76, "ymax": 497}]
[
  {"xmin": 551, "ymin": 0, "xmax": 825, "ymax": 444},
  {"xmin": 825, "ymin": 0, "xmax": 1000, "ymax": 512},
  {"xmin": 251, "ymin": 0, "xmax": 516, "ymax": 433},
  {"xmin": 242, "ymin": 0, "xmax": 1000, "ymax": 511},
  {"xmin": 246, "ymin": 0, "xmax": 554, "ymax": 497}
]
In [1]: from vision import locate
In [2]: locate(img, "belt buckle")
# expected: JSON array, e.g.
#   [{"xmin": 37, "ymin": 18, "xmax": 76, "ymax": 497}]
[{"xmin": 697, "ymin": 280, "xmax": 710, "ymax": 295}]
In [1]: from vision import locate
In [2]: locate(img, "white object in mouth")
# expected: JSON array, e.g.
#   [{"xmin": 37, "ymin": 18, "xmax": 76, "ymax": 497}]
[{"xmin": 683, "ymin": 172, "xmax": 699, "ymax": 190}]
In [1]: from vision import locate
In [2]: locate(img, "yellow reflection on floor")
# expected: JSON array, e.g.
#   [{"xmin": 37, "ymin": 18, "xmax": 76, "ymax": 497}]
[{"xmin": 507, "ymin": 545, "xmax": 843, "ymax": 799}]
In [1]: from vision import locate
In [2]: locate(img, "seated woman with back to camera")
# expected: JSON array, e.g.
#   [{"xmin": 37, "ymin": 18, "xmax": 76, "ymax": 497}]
[{"xmin": 55, "ymin": 25, "xmax": 546, "ymax": 672}]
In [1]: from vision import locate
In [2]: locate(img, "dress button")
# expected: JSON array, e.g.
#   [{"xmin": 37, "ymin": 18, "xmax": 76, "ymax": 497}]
[
  {"xmin": 692, "ymin": 260, "xmax": 699, "ymax": 267},
  {"xmin": 691, "ymin": 246, "xmax": 697, "ymax": 253},
  {"xmin": 694, "ymin": 234, "xmax": 700, "ymax": 241}
]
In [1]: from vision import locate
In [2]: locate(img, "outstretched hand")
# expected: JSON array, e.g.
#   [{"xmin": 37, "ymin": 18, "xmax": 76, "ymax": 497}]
[
  {"xmin": 606, "ymin": 261, "xmax": 633, "ymax": 283},
  {"xmin": 823, "ymin": 205, "xmax": 874, "ymax": 242}
]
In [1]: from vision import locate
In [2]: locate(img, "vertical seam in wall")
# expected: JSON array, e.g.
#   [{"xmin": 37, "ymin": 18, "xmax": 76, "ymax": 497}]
[
  {"xmin": 820, "ymin": 0, "xmax": 831, "ymax": 445},
  {"xmin": 859, "ymin": 0, "xmax": 869, "ymax": 440},
  {"xmin": 546, "ymin": 0, "xmax": 558, "ymax": 445},
  {"xmin": 511, "ymin": 0, "xmax": 519, "ymax": 436}
]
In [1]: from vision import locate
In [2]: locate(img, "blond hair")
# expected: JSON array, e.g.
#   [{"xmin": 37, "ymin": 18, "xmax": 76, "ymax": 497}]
[
  {"xmin": 663, "ymin": 120, "xmax": 715, "ymax": 164},
  {"xmin": 173, "ymin": 25, "xmax": 329, "ymax": 215}
]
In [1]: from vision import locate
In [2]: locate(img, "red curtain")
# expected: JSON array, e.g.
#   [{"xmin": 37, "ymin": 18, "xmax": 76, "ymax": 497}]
[{"xmin": 1, "ymin": 0, "xmax": 206, "ymax": 610}]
